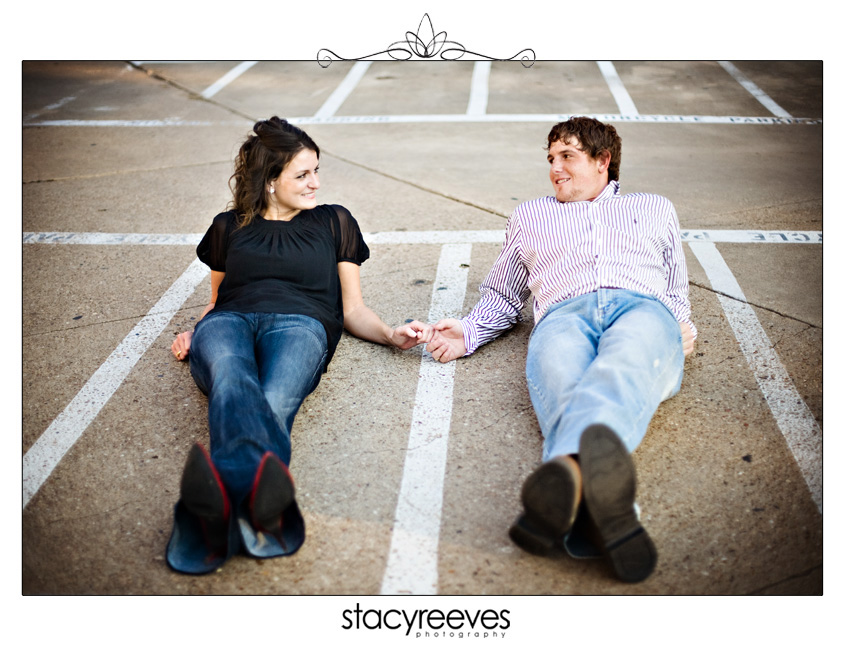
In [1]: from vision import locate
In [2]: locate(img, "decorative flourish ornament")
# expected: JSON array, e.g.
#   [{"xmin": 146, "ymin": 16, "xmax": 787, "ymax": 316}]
[{"xmin": 317, "ymin": 14, "xmax": 535, "ymax": 68}]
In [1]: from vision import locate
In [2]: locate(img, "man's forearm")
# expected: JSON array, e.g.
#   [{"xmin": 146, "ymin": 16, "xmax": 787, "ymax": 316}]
[{"xmin": 461, "ymin": 297, "xmax": 521, "ymax": 355}]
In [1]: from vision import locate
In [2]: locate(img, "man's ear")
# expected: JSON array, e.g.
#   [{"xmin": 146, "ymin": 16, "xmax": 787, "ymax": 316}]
[{"xmin": 596, "ymin": 150, "xmax": 611, "ymax": 173}]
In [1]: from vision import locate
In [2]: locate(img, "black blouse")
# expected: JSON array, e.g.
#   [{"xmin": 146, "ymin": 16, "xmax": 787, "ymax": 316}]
[{"xmin": 195, "ymin": 204, "xmax": 370, "ymax": 368}]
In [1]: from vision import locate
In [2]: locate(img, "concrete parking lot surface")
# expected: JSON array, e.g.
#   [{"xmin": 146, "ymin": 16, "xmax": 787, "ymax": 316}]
[{"xmin": 22, "ymin": 59, "xmax": 822, "ymax": 617}]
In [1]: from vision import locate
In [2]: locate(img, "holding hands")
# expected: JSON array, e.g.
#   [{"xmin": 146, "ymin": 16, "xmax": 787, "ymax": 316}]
[
  {"xmin": 390, "ymin": 320, "xmax": 437, "ymax": 350},
  {"xmin": 410, "ymin": 318, "xmax": 467, "ymax": 363}
]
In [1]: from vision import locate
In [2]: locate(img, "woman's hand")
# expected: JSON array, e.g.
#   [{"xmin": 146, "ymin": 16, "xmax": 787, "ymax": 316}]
[
  {"xmin": 171, "ymin": 330, "xmax": 193, "ymax": 361},
  {"xmin": 390, "ymin": 320, "xmax": 435, "ymax": 350}
]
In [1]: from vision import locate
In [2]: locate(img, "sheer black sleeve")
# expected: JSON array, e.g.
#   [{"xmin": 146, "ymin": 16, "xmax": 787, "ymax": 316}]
[
  {"xmin": 196, "ymin": 212, "xmax": 236, "ymax": 271},
  {"xmin": 330, "ymin": 205, "xmax": 370, "ymax": 265}
]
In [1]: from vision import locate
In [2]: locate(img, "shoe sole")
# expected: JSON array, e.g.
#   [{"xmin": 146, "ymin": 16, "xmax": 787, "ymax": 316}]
[
  {"xmin": 509, "ymin": 457, "xmax": 580, "ymax": 556},
  {"xmin": 181, "ymin": 444, "xmax": 229, "ymax": 518},
  {"xmin": 579, "ymin": 424, "xmax": 657, "ymax": 583},
  {"xmin": 178, "ymin": 442, "xmax": 231, "ymax": 558},
  {"xmin": 250, "ymin": 453, "xmax": 296, "ymax": 533}
]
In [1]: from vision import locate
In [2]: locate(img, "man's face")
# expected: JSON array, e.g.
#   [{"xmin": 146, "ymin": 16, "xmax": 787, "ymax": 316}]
[{"xmin": 547, "ymin": 137, "xmax": 610, "ymax": 203}]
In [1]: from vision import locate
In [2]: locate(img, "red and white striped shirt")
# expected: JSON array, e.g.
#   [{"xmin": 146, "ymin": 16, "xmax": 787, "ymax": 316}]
[{"xmin": 461, "ymin": 180, "xmax": 695, "ymax": 354}]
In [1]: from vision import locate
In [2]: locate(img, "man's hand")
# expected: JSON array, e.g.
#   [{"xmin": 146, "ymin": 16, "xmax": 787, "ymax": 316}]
[
  {"xmin": 680, "ymin": 322, "xmax": 695, "ymax": 357},
  {"xmin": 425, "ymin": 318, "xmax": 467, "ymax": 363}
]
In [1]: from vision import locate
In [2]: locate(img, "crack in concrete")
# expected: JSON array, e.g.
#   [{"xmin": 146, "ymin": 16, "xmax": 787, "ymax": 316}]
[
  {"xmin": 127, "ymin": 61, "xmax": 256, "ymax": 123},
  {"xmin": 22, "ymin": 159, "xmax": 230, "ymax": 184},
  {"xmin": 133, "ymin": 62, "xmax": 509, "ymax": 220},
  {"xmin": 23, "ymin": 305, "xmax": 203, "ymax": 339},
  {"xmin": 321, "ymin": 151, "xmax": 509, "ymax": 219},
  {"xmin": 747, "ymin": 563, "xmax": 822, "ymax": 595},
  {"xmin": 690, "ymin": 280, "xmax": 821, "ymax": 330}
]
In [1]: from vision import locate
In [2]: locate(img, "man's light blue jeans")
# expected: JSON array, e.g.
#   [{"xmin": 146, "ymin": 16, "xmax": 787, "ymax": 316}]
[
  {"xmin": 525, "ymin": 289, "xmax": 684, "ymax": 460},
  {"xmin": 189, "ymin": 311, "xmax": 328, "ymax": 505}
]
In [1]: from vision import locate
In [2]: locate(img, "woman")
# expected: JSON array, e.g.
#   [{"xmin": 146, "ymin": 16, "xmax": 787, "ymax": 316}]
[{"xmin": 166, "ymin": 117, "xmax": 430, "ymax": 574}]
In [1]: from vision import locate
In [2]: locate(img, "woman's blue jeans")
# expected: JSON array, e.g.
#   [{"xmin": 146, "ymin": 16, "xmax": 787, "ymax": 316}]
[
  {"xmin": 189, "ymin": 311, "xmax": 328, "ymax": 505},
  {"xmin": 525, "ymin": 290, "xmax": 684, "ymax": 461}
]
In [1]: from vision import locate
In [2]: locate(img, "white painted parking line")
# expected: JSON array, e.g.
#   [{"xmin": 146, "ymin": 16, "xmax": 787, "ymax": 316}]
[
  {"xmin": 23, "ymin": 232, "xmax": 206, "ymax": 245},
  {"xmin": 367, "ymin": 230, "xmax": 504, "ymax": 245},
  {"xmin": 42, "ymin": 96, "xmax": 77, "ymax": 111},
  {"xmin": 22, "ymin": 119, "xmax": 217, "ymax": 127},
  {"xmin": 294, "ymin": 113, "xmax": 819, "ymax": 125},
  {"xmin": 467, "ymin": 61, "xmax": 491, "ymax": 115},
  {"xmin": 689, "ymin": 242, "xmax": 822, "ymax": 513},
  {"xmin": 380, "ymin": 243, "xmax": 472, "ymax": 595},
  {"xmin": 22, "ymin": 259, "xmax": 209, "ymax": 509},
  {"xmin": 314, "ymin": 61, "xmax": 371, "ymax": 119},
  {"xmin": 718, "ymin": 61, "xmax": 793, "ymax": 119},
  {"xmin": 22, "ymin": 114, "xmax": 823, "ymax": 128},
  {"xmin": 201, "ymin": 61, "xmax": 258, "ymax": 99},
  {"xmin": 24, "ymin": 96, "xmax": 77, "ymax": 122},
  {"xmin": 597, "ymin": 61, "xmax": 639, "ymax": 116},
  {"xmin": 23, "ymin": 229, "xmax": 823, "ymax": 246},
  {"xmin": 681, "ymin": 230, "xmax": 822, "ymax": 244}
]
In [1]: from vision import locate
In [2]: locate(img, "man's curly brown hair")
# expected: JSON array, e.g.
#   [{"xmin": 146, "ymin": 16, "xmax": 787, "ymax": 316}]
[{"xmin": 546, "ymin": 116, "xmax": 622, "ymax": 182}]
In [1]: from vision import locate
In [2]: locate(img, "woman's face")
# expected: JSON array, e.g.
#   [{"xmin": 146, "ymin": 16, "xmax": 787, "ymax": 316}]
[{"xmin": 268, "ymin": 148, "xmax": 320, "ymax": 218}]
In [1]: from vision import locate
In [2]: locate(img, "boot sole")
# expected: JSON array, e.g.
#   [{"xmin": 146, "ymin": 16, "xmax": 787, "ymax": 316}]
[
  {"xmin": 579, "ymin": 424, "xmax": 657, "ymax": 583},
  {"xmin": 509, "ymin": 457, "xmax": 580, "ymax": 556}
]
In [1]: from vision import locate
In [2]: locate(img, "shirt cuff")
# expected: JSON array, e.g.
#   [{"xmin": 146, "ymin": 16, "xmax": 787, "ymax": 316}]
[{"xmin": 460, "ymin": 318, "xmax": 479, "ymax": 356}]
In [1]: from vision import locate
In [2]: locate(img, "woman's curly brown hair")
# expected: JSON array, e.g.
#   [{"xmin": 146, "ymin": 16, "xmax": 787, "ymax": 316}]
[{"xmin": 228, "ymin": 117, "xmax": 320, "ymax": 226}]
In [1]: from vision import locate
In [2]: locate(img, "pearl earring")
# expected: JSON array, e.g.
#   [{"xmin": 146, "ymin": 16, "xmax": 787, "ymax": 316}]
[{"xmin": 269, "ymin": 187, "xmax": 275, "ymax": 194}]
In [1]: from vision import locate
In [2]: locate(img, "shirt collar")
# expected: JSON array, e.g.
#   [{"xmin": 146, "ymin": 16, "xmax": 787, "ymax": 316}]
[{"xmin": 593, "ymin": 180, "xmax": 620, "ymax": 202}]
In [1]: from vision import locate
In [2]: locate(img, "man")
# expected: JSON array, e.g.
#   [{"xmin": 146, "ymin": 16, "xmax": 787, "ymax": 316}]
[{"xmin": 424, "ymin": 116, "xmax": 695, "ymax": 583}]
